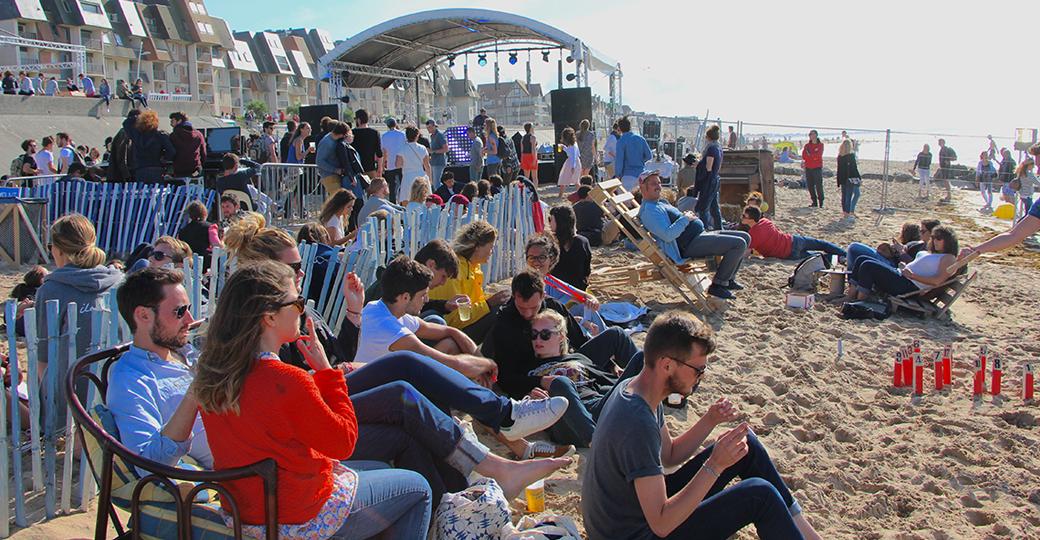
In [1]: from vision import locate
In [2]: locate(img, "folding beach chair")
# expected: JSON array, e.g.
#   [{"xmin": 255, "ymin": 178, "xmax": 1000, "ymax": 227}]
[
  {"xmin": 888, "ymin": 270, "xmax": 977, "ymax": 320},
  {"xmin": 589, "ymin": 179, "xmax": 716, "ymax": 312}
]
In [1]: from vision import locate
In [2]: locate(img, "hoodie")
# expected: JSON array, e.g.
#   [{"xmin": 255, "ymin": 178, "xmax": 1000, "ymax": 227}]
[
  {"xmin": 35, "ymin": 264, "xmax": 123, "ymax": 425},
  {"xmin": 123, "ymin": 116, "xmax": 175, "ymax": 171},
  {"xmin": 169, "ymin": 121, "xmax": 207, "ymax": 177}
]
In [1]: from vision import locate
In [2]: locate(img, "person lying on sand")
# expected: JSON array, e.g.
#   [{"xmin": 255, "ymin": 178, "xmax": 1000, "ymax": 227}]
[
  {"xmin": 581, "ymin": 311, "xmax": 822, "ymax": 540},
  {"xmin": 740, "ymin": 206, "xmax": 845, "ymax": 260}
]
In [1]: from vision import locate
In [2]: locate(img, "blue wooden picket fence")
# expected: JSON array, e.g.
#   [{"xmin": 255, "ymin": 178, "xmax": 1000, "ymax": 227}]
[
  {"xmin": 0, "ymin": 183, "xmax": 537, "ymax": 537},
  {"xmin": 19, "ymin": 180, "xmax": 216, "ymax": 257}
]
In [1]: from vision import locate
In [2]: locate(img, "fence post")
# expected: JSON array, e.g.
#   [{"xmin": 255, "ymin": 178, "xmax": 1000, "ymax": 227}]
[
  {"xmin": 43, "ymin": 300, "xmax": 60, "ymax": 518},
  {"xmin": 61, "ymin": 305, "xmax": 78, "ymax": 514},
  {"xmin": 22, "ymin": 307, "xmax": 43, "ymax": 492},
  {"xmin": 4, "ymin": 301, "xmax": 27, "ymax": 527}
]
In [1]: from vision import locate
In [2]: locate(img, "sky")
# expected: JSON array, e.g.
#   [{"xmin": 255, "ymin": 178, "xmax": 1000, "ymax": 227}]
[{"xmin": 208, "ymin": 0, "xmax": 1037, "ymax": 142}]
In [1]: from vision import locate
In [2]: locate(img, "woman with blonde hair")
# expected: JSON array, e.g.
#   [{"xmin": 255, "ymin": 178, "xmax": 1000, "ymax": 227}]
[
  {"xmin": 429, "ymin": 221, "xmax": 510, "ymax": 341},
  {"xmin": 836, "ymin": 138, "xmax": 862, "ymax": 218},
  {"xmin": 483, "ymin": 117, "xmax": 501, "ymax": 178},
  {"xmin": 124, "ymin": 108, "xmax": 174, "ymax": 183},
  {"xmin": 37, "ymin": 213, "xmax": 122, "ymax": 424},
  {"xmin": 407, "ymin": 176, "xmax": 432, "ymax": 213},
  {"xmin": 557, "ymin": 127, "xmax": 582, "ymax": 198},
  {"xmin": 195, "ymin": 261, "xmax": 433, "ymax": 539}
]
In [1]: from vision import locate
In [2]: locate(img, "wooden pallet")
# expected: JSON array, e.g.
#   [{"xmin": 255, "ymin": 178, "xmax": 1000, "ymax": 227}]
[
  {"xmin": 889, "ymin": 271, "xmax": 977, "ymax": 319},
  {"xmin": 589, "ymin": 180, "xmax": 716, "ymax": 312}
]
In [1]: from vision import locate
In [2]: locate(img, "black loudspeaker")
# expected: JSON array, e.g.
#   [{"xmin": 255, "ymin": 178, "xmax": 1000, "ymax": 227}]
[
  {"xmin": 643, "ymin": 119, "xmax": 661, "ymax": 150},
  {"xmin": 550, "ymin": 87, "xmax": 593, "ymax": 126},
  {"xmin": 299, "ymin": 104, "xmax": 340, "ymax": 128}
]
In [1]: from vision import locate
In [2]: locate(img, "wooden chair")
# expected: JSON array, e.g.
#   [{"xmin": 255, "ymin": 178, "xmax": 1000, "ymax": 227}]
[
  {"xmin": 888, "ymin": 270, "xmax": 977, "ymax": 319},
  {"xmin": 589, "ymin": 179, "xmax": 716, "ymax": 312},
  {"xmin": 67, "ymin": 344, "xmax": 279, "ymax": 540}
]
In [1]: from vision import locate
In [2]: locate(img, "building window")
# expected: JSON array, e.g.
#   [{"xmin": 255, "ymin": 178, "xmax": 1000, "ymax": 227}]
[
  {"xmin": 114, "ymin": 33, "xmax": 124, "ymax": 46},
  {"xmin": 81, "ymin": 1, "xmax": 103, "ymax": 14},
  {"xmin": 194, "ymin": 2, "xmax": 207, "ymax": 15},
  {"xmin": 204, "ymin": 23, "xmax": 214, "ymax": 34},
  {"xmin": 275, "ymin": 55, "xmax": 291, "ymax": 71}
]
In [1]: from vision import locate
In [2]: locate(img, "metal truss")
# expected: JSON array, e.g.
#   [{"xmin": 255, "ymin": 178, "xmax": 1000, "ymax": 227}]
[{"xmin": 0, "ymin": 35, "xmax": 86, "ymax": 75}]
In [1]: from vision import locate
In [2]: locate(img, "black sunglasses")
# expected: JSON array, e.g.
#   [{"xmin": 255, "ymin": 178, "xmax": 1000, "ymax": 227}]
[
  {"xmin": 151, "ymin": 304, "xmax": 190, "ymax": 319},
  {"xmin": 150, "ymin": 251, "xmax": 169, "ymax": 261},
  {"xmin": 288, "ymin": 261, "xmax": 303, "ymax": 273},
  {"xmin": 670, "ymin": 357, "xmax": 707, "ymax": 377},
  {"xmin": 271, "ymin": 297, "xmax": 307, "ymax": 314},
  {"xmin": 531, "ymin": 329, "xmax": 559, "ymax": 341}
]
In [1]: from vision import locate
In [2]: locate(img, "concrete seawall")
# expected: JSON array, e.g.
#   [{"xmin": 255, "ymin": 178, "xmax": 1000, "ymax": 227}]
[{"xmin": 0, "ymin": 95, "xmax": 232, "ymax": 169}]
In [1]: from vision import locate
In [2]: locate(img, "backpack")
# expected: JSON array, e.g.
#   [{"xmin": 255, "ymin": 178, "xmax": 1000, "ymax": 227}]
[
  {"xmin": 787, "ymin": 253, "xmax": 830, "ymax": 291},
  {"xmin": 841, "ymin": 300, "xmax": 891, "ymax": 320},
  {"xmin": 249, "ymin": 137, "xmax": 270, "ymax": 164},
  {"xmin": 10, "ymin": 154, "xmax": 25, "ymax": 177},
  {"xmin": 497, "ymin": 135, "xmax": 514, "ymax": 162}
]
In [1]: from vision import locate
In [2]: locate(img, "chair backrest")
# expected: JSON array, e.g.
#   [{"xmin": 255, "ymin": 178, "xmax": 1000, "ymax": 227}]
[
  {"xmin": 223, "ymin": 189, "xmax": 254, "ymax": 212},
  {"xmin": 68, "ymin": 344, "xmax": 280, "ymax": 540}
]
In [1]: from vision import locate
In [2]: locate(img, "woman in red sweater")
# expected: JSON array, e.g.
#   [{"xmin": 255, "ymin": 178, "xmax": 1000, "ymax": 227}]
[
  {"xmin": 801, "ymin": 130, "xmax": 825, "ymax": 208},
  {"xmin": 195, "ymin": 261, "xmax": 431, "ymax": 539}
]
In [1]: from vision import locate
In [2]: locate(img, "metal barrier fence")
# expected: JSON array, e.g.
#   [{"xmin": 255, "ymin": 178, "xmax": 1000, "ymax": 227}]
[
  {"xmin": 4, "ymin": 175, "xmax": 63, "ymax": 189},
  {"xmin": 17, "ymin": 180, "xmax": 215, "ymax": 257},
  {"xmin": 258, "ymin": 163, "xmax": 324, "ymax": 226}
]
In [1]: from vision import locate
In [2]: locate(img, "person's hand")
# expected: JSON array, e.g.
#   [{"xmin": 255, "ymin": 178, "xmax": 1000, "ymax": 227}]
[
  {"xmin": 528, "ymin": 387, "xmax": 549, "ymax": 400},
  {"xmin": 342, "ymin": 272, "xmax": 365, "ymax": 314},
  {"xmin": 337, "ymin": 361, "xmax": 365, "ymax": 374},
  {"xmin": 584, "ymin": 295, "xmax": 600, "ymax": 312},
  {"xmin": 457, "ymin": 354, "xmax": 498, "ymax": 380},
  {"xmin": 705, "ymin": 398, "xmax": 740, "ymax": 427},
  {"xmin": 445, "ymin": 294, "xmax": 469, "ymax": 312},
  {"xmin": 958, "ymin": 246, "xmax": 977, "ymax": 261},
  {"xmin": 488, "ymin": 290, "xmax": 511, "ymax": 307},
  {"xmin": 706, "ymin": 423, "xmax": 750, "ymax": 471},
  {"xmin": 900, "ymin": 267, "xmax": 913, "ymax": 279},
  {"xmin": 539, "ymin": 375, "xmax": 558, "ymax": 390},
  {"xmin": 296, "ymin": 316, "xmax": 331, "ymax": 372},
  {"xmin": 581, "ymin": 320, "xmax": 601, "ymax": 336}
]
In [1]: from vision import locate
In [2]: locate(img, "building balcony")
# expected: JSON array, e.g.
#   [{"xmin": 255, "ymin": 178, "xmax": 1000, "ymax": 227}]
[
  {"xmin": 83, "ymin": 38, "xmax": 104, "ymax": 50},
  {"xmin": 84, "ymin": 62, "xmax": 106, "ymax": 75},
  {"xmin": 198, "ymin": 70, "xmax": 213, "ymax": 84},
  {"xmin": 196, "ymin": 51, "xmax": 213, "ymax": 63},
  {"xmin": 198, "ymin": 93, "xmax": 214, "ymax": 103}
]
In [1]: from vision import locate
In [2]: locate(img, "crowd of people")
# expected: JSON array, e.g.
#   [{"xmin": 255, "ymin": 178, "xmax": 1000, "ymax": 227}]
[{"xmin": 2, "ymin": 71, "xmax": 150, "ymax": 110}]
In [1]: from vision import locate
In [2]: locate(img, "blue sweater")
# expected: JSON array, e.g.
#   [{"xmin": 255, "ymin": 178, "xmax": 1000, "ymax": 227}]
[
  {"xmin": 614, "ymin": 132, "xmax": 652, "ymax": 179},
  {"xmin": 638, "ymin": 199, "xmax": 704, "ymax": 263}
]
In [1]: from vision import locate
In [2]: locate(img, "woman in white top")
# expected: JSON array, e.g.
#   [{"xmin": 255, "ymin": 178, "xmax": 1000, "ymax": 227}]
[
  {"xmin": 557, "ymin": 127, "xmax": 581, "ymax": 198},
  {"xmin": 850, "ymin": 226, "xmax": 960, "ymax": 300},
  {"xmin": 406, "ymin": 177, "xmax": 432, "ymax": 214},
  {"xmin": 395, "ymin": 126, "xmax": 431, "ymax": 203},
  {"xmin": 319, "ymin": 189, "xmax": 358, "ymax": 246}
]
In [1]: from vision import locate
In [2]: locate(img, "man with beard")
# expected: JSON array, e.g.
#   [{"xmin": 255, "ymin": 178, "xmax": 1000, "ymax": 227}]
[
  {"xmin": 107, "ymin": 267, "xmax": 209, "ymax": 475},
  {"xmin": 581, "ymin": 311, "xmax": 821, "ymax": 540}
]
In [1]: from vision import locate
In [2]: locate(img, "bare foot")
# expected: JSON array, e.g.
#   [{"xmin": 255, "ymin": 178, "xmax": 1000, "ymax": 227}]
[{"xmin": 477, "ymin": 455, "xmax": 572, "ymax": 500}]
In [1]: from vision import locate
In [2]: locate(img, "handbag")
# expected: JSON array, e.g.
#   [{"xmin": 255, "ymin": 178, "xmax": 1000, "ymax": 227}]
[
  {"xmin": 503, "ymin": 515, "xmax": 583, "ymax": 540},
  {"xmin": 433, "ymin": 478, "xmax": 512, "ymax": 540},
  {"xmin": 849, "ymin": 177, "xmax": 861, "ymax": 185}
]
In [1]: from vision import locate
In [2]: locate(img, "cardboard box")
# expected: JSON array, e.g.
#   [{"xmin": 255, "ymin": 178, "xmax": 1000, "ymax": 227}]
[{"xmin": 785, "ymin": 291, "xmax": 815, "ymax": 310}]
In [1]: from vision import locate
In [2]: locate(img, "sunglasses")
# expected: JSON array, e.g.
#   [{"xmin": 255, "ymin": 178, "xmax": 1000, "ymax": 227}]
[
  {"xmin": 288, "ymin": 261, "xmax": 303, "ymax": 273},
  {"xmin": 151, "ymin": 251, "xmax": 180, "ymax": 263},
  {"xmin": 272, "ymin": 297, "xmax": 307, "ymax": 314},
  {"xmin": 531, "ymin": 329, "xmax": 559, "ymax": 341},
  {"xmin": 151, "ymin": 304, "xmax": 191, "ymax": 319},
  {"xmin": 670, "ymin": 357, "xmax": 707, "ymax": 377}
]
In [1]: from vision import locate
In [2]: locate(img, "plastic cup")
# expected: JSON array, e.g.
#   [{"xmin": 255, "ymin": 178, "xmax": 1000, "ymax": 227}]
[
  {"xmin": 456, "ymin": 296, "xmax": 472, "ymax": 322},
  {"xmin": 525, "ymin": 479, "xmax": 545, "ymax": 513}
]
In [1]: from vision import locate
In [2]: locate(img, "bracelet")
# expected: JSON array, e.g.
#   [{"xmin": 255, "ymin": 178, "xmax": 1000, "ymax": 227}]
[{"xmin": 702, "ymin": 462, "xmax": 721, "ymax": 479}]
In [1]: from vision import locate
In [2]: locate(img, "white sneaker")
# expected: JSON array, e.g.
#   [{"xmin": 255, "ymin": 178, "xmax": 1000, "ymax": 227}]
[
  {"xmin": 498, "ymin": 396, "xmax": 569, "ymax": 441},
  {"xmin": 521, "ymin": 440, "xmax": 576, "ymax": 460}
]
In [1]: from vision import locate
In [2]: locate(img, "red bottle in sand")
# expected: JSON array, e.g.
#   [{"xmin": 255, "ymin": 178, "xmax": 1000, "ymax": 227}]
[
  {"xmin": 893, "ymin": 351, "xmax": 904, "ymax": 387},
  {"xmin": 972, "ymin": 354, "xmax": 983, "ymax": 398},
  {"xmin": 913, "ymin": 352, "xmax": 924, "ymax": 396},
  {"xmin": 933, "ymin": 351, "xmax": 943, "ymax": 391},
  {"xmin": 902, "ymin": 345, "xmax": 913, "ymax": 386},
  {"xmin": 942, "ymin": 344, "xmax": 952, "ymax": 387},
  {"xmin": 979, "ymin": 346, "xmax": 988, "ymax": 388},
  {"xmin": 1023, "ymin": 364, "xmax": 1034, "ymax": 402},
  {"xmin": 991, "ymin": 354, "xmax": 1002, "ymax": 396}
]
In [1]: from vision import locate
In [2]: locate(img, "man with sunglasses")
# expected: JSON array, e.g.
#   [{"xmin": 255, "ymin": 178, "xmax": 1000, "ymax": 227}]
[
  {"xmin": 107, "ymin": 267, "xmax": 209, "ymax": 475},
  {"xmin": 582, "ymin": 311, "xmax": 821, "ymax": 540}
]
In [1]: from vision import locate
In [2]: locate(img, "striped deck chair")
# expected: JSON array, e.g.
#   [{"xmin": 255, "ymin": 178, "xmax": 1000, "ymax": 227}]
[{"xmin": 68, "ymin": 344, "xmax": 279, "ymax": 540}]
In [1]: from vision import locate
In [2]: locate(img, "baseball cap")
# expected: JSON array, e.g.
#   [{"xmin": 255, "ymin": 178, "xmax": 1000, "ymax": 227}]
[
  {"xmin": 425, "ymin": 119, "xmax": 437, "ymax": 127},
  {"xmin": 638, "ymin": 169, "xmax": 660, "ymax": 181}
]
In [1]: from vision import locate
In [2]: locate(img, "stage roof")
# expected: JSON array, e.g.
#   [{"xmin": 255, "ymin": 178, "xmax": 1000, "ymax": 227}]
[{"xmin": 318, "ymin": 8, "xmax": 619, "ymax": 88}]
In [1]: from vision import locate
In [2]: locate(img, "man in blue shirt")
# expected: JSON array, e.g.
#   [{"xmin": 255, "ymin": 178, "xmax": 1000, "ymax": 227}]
[
  {"xmin": 613, "ymin": 116, "xmax": 653, "ymax": 192},
  {"xmin": 637, "ymin": 171, "xmax": 749, "ymax": 300},
  {"xmin": 107, "ymin": 268, "xmax": 210, "ymax": 475},
  {"xmin": 427, "ymin": 119, "xmax": 449, "ymax": 191}
]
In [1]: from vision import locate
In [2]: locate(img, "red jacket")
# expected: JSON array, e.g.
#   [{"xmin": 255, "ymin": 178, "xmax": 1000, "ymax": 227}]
[
  {"xmin": 169, "ymin": 122, "xmax": 207, "ymax": 177},
  {"xmin": 801, "ymin": 141, "xmax": 824, "ymax": 169},
  {"xmin": 747, "ymin": 218, "xmax": 793, "ymax": 259},
  {"xmin": 201, "ymin": 360, "xmax": 358, "ymax": 525}
]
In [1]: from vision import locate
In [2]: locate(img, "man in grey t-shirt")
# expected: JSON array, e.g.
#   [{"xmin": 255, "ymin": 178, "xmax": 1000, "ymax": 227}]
[
  {"xmin": 427, "ymin": 119, "xmax": 448, "ymax": 190},
  {"xmin": 468, "ymin": 125, "xmax": 484, "ymax": 183},
  {"xmin": 582, "ymin": 311, "xmax": 820, "ymax": 540}
]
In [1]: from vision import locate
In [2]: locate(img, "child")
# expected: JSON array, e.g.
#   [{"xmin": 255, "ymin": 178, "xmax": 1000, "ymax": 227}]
[{"xmin": 741, "ymin": 206, "xmax": 845, "ymax": 260}]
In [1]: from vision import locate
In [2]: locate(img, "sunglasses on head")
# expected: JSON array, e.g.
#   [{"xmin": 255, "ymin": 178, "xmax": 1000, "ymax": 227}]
[
  {"xmin": 531, "ymin": 328, "xmax": 559, "ymax": 341},
  {"xmin": 272, "ymin": 297, "xmax": 307, "ymax": 314},
  {"xmin": 151, "ymin": 304, "xmax": 191, "ymax": 319}
]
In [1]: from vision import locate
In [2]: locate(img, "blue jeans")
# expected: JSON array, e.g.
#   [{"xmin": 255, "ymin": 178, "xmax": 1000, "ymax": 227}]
[
  {"xmin": 852, "ymin": 260, "xmax": 919, "ymax": 296},
  {"xmin": 347, "ymin": 381, "xmax": 488, "ymax": 505},
  {"xmin": 848, "ymin": 183, "xmax": 861, "ymax": 213},
  {"xmin": 680, "ymin": 230, "xmax": 750, "ymax": 286},
  {"xmin": 469, "ymin": 163, "xmax": 482, "ymax": 183},
  {"xmin": 660, "ymin": 431, "xmax": 803, "ymax": 539},
  {"xmin": 846, "ymin": 242, "xmax": 893, "ymax": 276},
  {"xmin": 384, "ymin": 169, "xmax": 401, "ymax": 204},
  {"xmin": 548, "ymin": 351, "xmax": 644, "ymax": 447},
  {"xmin": 789, "ymin": 235, "xmax": 845, "ymax": 260},
  {"xmin": 431, "ymin": 163, "xmax": 446, "ymax": 191},
  {"xmin": 331, "ymin": 468, "xmax": 431, "ymax": 539},
  {"xmin": 346, "ymin": 351, "xmax": 511, "ymax": 430},
  {"xmin": 696, "ymin": 179, "xmax": 723, "ymax": 231}
]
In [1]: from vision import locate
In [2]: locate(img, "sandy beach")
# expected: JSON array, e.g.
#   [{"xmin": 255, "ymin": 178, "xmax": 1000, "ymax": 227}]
[{"xmin": 4, "ymin": 158, "xmax": 1039, "ymax": 539}]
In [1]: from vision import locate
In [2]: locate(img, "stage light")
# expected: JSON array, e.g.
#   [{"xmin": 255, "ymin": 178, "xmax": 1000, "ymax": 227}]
[
  {"xmin": 566, "ymin": 55, "xmax": 574, "ymax": 63},
  {"xmin": 447, "ymin": 53, "xmax": 456, "ymax": 67},
  {"xmin": 477, "ymin": 54, "xmax": 487, "ymax": 66},
  {"xmin": 508, "ymin": 52, "xmax": 518, "ymax": 65},
  {"xmin": 541, "ymin": 50, "xmax": 550, "ymax": 62},
  {"xmin": 566, "ymin": 73, "xmax": 576, "ymax": 81}
]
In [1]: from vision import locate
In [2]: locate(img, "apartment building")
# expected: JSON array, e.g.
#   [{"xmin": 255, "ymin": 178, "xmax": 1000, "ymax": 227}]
[{"xmin": 477, "ymin": 80, "xmax": 551, "ymax": 127}]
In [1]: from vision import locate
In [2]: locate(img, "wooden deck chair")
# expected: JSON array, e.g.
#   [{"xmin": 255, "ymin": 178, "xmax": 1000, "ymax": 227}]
[
  {"xmin": 888, "ymin": 270, "xmax": 977, "ymax": 319},
  {"xmin": 589, "ymin": 179, "xmax": 716, "ymax": 312}
]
